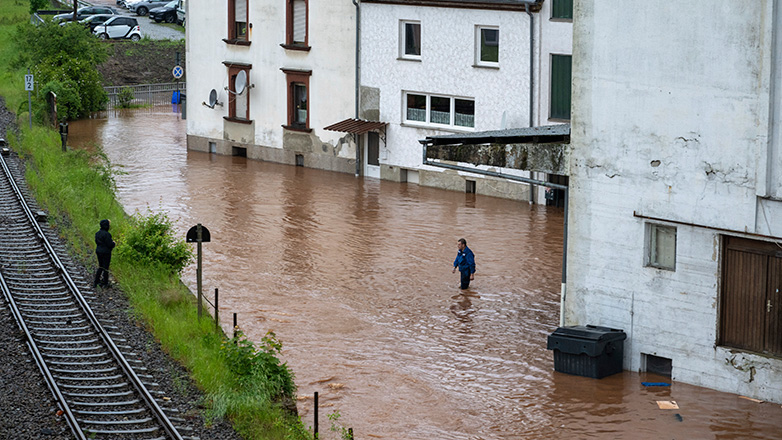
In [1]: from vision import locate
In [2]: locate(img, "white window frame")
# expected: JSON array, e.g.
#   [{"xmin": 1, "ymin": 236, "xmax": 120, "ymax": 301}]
[
  {"xmin": 399, "ymin": 20, "xmax": 422, "ymax": 60},
  {"xmin": 645, "ymin": 223, "xmax": 677, "ymax": 271},
  {"xmin": 402, "ymin": 92, "xmax": 475, "ymax": 130},
  {"xmin": 475, "ymin": 25, "xmax": 499, "ymax": 67}
]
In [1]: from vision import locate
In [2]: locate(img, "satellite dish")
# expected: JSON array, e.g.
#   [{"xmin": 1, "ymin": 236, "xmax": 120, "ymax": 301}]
[
  {"xmin": 208, "ymin": 89, "xmax": 217, "ymax": 107},
  {"xmin": 235, "ymin": 70, "xmax": 247, "ymax": 95}
]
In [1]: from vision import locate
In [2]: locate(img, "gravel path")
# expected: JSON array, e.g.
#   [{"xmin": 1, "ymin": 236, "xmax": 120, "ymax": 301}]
[{"xmin": 0, "ymin": 99, "xmax": 240, "ymax": 440}]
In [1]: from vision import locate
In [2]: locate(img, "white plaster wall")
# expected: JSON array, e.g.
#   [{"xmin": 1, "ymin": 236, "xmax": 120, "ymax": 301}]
[
  {"xmin": 361, "ymin": 3, "xmax": 532, "ymax": 170},
  {"xmin": 537, "ymin": 0, "xmax": 573, "ymax": 126},
  {"xmin": 567, "ymin": 0, "xmax": 782, "ymax": 403},
  {"xmin": 186, "ymin": 0, "xmax": 356, "ymax": 154}
]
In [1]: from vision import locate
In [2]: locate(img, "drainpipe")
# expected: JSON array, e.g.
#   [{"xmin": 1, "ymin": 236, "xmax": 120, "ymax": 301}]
[
  {"xmin": 524, "ymin": 2, "xmax": 536, "ymax": 203},
  {"xmin": 353, "ymin": 0, "xmax": 361, "ymax": 177}
]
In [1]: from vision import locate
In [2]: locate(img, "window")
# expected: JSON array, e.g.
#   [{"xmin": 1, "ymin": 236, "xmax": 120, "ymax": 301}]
[
  {"xmin": 475, "ymin": 26, "xmax": 499, "ymax": 66},
  {"xmin": 224, "ymin": 63, "xmax": 251, "ymax": 122},
  {"xmin": 645, "ymin": 224, "xmax": 676, "ymax": 271},
  {"xmin": 284, "ymin": 0, "xmax": 309, "ymax": 49},
  {"xmin": 403, "ymin": 92, "xmax": 474, "ymax": 129},
  {"xmin": 550, "ymin": 54, "xmax": 572, "ymax": 120},
  {"xmin": 720, "ymin": 236, "xmax": 782, "ymax": 357},
  {"xmin": 283, "ymin": 69, "xmax": 312, "ymax": 131},
  {"xmin": 227, "ymin": 0, "xmax": 249, "ymax": 43},
  {"xmin": 551, "ymin": 0, "xmax": 573, "ymax": 20},
  {"xmin": 400, "ymin": 21, "xmax": 421, "ymax": 60}
]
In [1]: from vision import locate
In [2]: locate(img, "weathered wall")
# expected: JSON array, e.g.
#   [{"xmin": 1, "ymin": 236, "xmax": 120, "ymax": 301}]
[
  {"xmin": 426, "ymin": 141, "xmax": 569, "ymax": 175},
  {"xmin": 568, "ymin": 0, "xmax": 782, "ymax": 403},
  {"xmin": 185, "ymin": 0, "xmax": 357, "ymax": 169}
]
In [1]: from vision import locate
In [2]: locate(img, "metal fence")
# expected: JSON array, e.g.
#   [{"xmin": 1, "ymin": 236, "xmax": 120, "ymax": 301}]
[{"xmin": 104, "ymin": 83, "xmax": 186, "ymax": 108}]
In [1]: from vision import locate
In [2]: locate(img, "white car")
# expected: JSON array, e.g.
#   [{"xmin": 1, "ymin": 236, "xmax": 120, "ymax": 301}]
[{"xmin": 93, "ymin": 16, "xmax": 142, "ymax": 41}]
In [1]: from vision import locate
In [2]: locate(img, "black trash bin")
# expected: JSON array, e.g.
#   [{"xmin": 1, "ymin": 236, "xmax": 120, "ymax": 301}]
[{"xmin": 547, "ymin": 325, "xmax": 626, "ymax": 379}]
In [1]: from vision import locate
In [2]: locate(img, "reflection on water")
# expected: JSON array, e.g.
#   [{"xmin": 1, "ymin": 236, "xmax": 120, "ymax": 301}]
[{"xmin": 68, "ymin": 107, "xmax": 782, "ymax": 439}]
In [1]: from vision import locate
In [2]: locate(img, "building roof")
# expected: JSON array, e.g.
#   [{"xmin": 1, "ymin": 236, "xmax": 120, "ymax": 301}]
[
  {"xmin": 361, "ymin": 0, "xmax": 542, "ymax": 12},
  {"xmin": 421, "ymin": 123, "xmax": 570, "ymax": 146},
  {"xmin": 324, "ymin": 118, "xmax": 388, "ymax": 135}
]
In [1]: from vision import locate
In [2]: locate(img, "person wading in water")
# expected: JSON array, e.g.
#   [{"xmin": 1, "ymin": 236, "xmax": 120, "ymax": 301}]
[{"xmin": 452, "ymin": 238, "xmax": 476, "ymax": 289}]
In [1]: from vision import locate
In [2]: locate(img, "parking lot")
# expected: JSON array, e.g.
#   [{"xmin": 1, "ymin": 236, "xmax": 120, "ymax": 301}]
[{"xmin": 79, "ymin": 0, "xmax": 184, "ymax": 40}]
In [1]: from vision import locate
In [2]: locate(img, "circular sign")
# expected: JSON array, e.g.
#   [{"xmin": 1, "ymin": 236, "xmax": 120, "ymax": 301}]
[{"xmin": 172, "ymin": 65, "xmax": 184, "ymax": 79}]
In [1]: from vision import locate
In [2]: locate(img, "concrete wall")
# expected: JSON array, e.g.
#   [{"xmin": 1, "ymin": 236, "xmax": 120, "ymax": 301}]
[
  {"xmin": 185, "ymin": 0, "xmax": 357, "ymax": 170},
  {"xmin": 567, "ymin": 0, "xmax": 782, "ymax": 402}
]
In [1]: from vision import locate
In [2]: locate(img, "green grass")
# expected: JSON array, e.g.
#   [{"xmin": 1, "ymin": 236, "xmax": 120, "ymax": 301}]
[{"xmin": 1, "ymin": 3, "xmax": 309, "ymax": 439}]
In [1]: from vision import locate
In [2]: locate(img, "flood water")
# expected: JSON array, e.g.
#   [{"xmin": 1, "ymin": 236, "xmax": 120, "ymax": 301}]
[{"xmin": 68, "ymin": 107, "xmax": 782, "ymax": 439}]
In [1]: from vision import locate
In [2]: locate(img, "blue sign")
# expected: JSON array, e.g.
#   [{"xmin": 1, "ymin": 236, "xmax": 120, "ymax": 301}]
[{"xmin": 172, "ymin": 65, "xmax": 184, "ymax": 79}]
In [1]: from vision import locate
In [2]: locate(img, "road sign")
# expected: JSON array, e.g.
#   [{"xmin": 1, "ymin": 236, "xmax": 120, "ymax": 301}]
[
  {"xmin": 24, "ymin": 74, "xmax": 34, "ymax": 91},
  {"xmin": 172, "ymin": 65, "xmax": 184, "ymax": 79}
]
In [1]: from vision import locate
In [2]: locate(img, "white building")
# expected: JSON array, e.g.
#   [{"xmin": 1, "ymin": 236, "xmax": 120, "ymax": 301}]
[
  {"xmin": 185, "ymin": 0, "xmax": 359, "ymax": 172},
  {"xmin": 566, "ymin": 1, "xmax": 782, "ymax": 402},
  {"xmin": 357, "ymin": 0, "xmax": 572, "ymax": 201}
]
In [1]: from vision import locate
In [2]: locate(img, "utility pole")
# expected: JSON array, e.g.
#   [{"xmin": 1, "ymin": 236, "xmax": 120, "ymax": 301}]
[{"xmin": 73, "ymin": 0, "xmax": 77, "ymax": 21}]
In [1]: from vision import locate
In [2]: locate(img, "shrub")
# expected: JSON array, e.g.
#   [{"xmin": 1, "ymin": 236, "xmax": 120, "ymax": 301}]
[
  {"xmin": 117, "ymin": 86, "xmax": 135, "ymax": 108},
  {"xmin": 116, "ymin": 210, "xmax": 193, "ymax": 274},
  {"xmin": 220, "ymin": 331, "xmax": 297, "ymax": 401}
]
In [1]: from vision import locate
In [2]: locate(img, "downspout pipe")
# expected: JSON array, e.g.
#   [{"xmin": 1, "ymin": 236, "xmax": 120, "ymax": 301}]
[
  {"xmin": 524, "ymin": 2, "xmax": 536, "ymax": 203},
  {"xmin": 353, "ymin": 0, "xmax": 361, "ymax": 177}
]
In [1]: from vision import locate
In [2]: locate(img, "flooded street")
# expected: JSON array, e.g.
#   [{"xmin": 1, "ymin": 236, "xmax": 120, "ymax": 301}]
[{"xmin": 68, "ymin": 107, "xmax": 782, "ymax": 439}]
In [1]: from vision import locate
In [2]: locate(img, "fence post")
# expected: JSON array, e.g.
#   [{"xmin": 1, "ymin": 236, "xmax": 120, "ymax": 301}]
[
  {"xmin": 314, "ymin": 392, "xmax": 318, "ymax": 439},
  {"xmin": 214, "ymin": 288, "xmax": 219, "ymax": 331}
]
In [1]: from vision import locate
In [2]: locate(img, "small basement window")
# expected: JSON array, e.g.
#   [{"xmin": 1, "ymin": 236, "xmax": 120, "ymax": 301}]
[
  {"xmin": 645, "ymin": 223, "xmax": 676, "ymax": 271},
  {"xmin": 232, "ymin": 146, "xmax": 247, "ymax": 157}
]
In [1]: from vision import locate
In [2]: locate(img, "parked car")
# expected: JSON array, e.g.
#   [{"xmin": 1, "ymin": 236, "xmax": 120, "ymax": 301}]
[
  {"xmin": 149, "ymin": 1, "xmax": 177, "ymax": 23},
  {"xmin": 79, "ymin": 14, "xmax": 116, "ymax": 32},
  {"xmin": 129, "ymin": 0, "xmax": 170, "ymax": 16},
  {"xmin": 93, "ymin": 16, "xmax": 141, "ymax": 41},
  {"xmin": 53, "ymin": 6, "xmax": 117, "ymax": 22},
  {"xmin": 176, "ymin": 0, "xmax": 185, "ymax": 26}
]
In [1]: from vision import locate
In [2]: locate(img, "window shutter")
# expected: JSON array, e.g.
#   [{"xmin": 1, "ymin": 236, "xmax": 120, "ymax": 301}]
[
  {"xmin": 235, "ymin": 0, "xmax": 246, "ymax": 23},
  {"xmin": 550, "ymin": 55, "xmax": 572, "ymax": 120},
  {"xmin": 293, "ymin": 0, "xmax": 306, "ymax": 43}
]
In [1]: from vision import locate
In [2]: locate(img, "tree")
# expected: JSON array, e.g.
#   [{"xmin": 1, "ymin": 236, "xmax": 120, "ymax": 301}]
[
  {"xmin": 13, "ymin": 21, "xmax": 109, "ymax": 120},
  {"xmin": 28, "ymin": 0, "xmax": 48, "ymax": 14}
]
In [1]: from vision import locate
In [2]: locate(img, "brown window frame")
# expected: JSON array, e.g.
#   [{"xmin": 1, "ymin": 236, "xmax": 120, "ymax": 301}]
[
  {"xmin": 282, "ymin": 0, "xmax": 310, "ymax": 51},
  {"xmin": 224, "ymin": 62, "xmax": 252, "ymax": 123},
  {"xmin": 225, "ymin": 0, "xmax": 251, "ymax": 45},
  {"xmin": 282, "ymin": 68, "xmax": 312, "ymax": 132}
]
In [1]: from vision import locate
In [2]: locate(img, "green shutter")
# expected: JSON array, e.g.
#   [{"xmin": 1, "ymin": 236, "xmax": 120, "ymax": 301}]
[
  {"xmin": 552, "ymin": 0, "xmax": 573, "ymax": 20},
  {"xmin": 550, "ymin": 55, "xmax": 572, "ymax": 120}
]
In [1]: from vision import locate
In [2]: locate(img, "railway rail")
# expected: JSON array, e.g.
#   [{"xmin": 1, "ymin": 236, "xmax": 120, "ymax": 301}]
[{"xmin": 0, "ymin": 149, "xmax": 191, "ymax": 440}]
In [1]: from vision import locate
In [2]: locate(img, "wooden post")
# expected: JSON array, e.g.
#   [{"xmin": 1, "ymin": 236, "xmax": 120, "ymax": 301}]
[{"xmin": 196, "ymin": 223, "xmax": 202, "ymax": 318}]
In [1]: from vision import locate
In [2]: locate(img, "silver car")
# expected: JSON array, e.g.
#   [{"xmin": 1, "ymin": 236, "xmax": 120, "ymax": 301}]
[{"xmin": 129, "ymin": 0, "xmax": 170, "ymax": 16}]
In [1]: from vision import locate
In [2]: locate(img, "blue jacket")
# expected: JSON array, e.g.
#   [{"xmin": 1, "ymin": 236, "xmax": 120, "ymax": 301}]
[{"xmin": 454, "ymin": 246, "xmax": 476, "ymax": 274}]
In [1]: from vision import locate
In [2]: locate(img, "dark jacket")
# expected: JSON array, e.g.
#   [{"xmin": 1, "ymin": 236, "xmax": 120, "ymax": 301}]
[
  {"xmin": 95, "ymin": 219, "xmax": 116, "ymax": 254},
  {"xmin": 454, "ymin": 246, "xmax": 476, "ymax": 274}
]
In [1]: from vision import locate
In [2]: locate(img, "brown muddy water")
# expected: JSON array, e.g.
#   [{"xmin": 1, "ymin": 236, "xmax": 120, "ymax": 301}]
[{"xmin": 68, "ymin": 107, "xmax": 782, "ymax": 439}]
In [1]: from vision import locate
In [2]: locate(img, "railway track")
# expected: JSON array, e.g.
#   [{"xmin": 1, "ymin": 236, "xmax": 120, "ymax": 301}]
[{"xmin": 0, "ymin": 150, "xmax": 190, "ymax": 440}]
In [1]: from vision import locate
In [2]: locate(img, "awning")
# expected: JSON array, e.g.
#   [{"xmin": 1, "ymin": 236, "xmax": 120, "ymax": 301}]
[{"xmin": 324, "ymin": 118, "xmax": 387, "ymax": 135}]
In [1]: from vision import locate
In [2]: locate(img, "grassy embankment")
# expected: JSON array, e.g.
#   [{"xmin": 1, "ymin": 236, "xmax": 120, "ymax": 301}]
[{"xmin": 0, "ymin": 2, "xmax": 308, "ymax": 439}]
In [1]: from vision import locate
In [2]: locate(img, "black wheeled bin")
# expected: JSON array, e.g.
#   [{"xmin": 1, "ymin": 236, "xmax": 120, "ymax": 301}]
[{"xmin": 547, "ymin": 325, "xmax": 626, "ymax": 379}]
